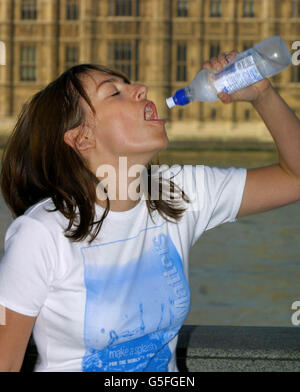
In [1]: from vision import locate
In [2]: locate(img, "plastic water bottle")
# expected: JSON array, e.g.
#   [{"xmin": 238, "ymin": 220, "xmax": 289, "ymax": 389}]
[{"xmin": 166, "ymin": 36, "xmax": 291, "ymax": 108}]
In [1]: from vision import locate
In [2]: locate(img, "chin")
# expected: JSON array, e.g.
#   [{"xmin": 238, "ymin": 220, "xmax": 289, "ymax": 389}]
[
  {"xmin": 144, "ymin": 139, "xmax": 169, "ymax": 162},
  {"xmin": 160, "ymin": 136, "xmax": 169, "ymax": 152},
  {"xmin": 154, "ymin": 131, "xmax": 169, "ymax": 148}
]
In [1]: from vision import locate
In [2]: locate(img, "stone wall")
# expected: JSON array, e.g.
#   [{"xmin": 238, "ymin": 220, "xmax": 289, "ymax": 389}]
[{"xmin": 0, "ymin": 0, "xmax": 299, "ymax": 142}]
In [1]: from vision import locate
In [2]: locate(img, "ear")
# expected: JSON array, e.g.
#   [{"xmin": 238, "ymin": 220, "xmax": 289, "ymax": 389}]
[{"xmin": 64, "ymin": 126, "xmax": 95, "ymax": 152}]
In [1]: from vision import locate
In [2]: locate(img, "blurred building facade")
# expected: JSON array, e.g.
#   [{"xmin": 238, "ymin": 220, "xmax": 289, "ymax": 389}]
[{"xmin": 0, "ymin": 0, "xmax": 299, "ymax": 143}]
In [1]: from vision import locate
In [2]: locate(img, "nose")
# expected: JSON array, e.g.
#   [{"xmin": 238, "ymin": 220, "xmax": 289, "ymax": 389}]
[{"xmin": 131, "ymin": 83, "xmax": 148, "ymax": 101}]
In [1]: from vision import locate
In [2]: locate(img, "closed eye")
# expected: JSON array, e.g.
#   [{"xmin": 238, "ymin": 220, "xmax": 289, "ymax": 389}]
[{"xmin": 111, "ymin": 91, "xmax": 120, "ymax": 96}]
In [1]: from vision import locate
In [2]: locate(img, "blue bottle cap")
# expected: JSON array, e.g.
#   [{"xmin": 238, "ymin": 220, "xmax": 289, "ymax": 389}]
[{"xmin": 173, "ymin": 88, "xmax": 190, "ymax": 106}]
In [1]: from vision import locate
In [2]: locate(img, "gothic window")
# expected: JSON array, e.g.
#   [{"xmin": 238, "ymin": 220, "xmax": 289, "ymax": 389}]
[
  {"xmin": 109, "ymin": 0, "xmax": 140, "ymax": 16},
  {"xmin": 245, "ymin": 109, "xmax": 251, "ymax": 121},
  {"xmin": 210, "ymin": 43, "xmax": 221, "ymax": 59},
  {"xmin": 66, "ymin": 0, "xmax": 79, "ymax": 20},
  {"xmin": 21, "ymin": 0, "xmax": 37, "ymax": 20},
  {"xmin": 243, "ymin": 41, "xmax": 254, "ymax": 51},
  {"xmin": 291, "ymin": 66, "xmax": 300, "ymax": 82},
  {"xmin": 20, "ymin": 45, "xmax": 37, "ymax": 81},
  {"xmin": 210, "ymin": 0, "xmax": 222, "ymax": 17},
  {"xmin": 109, "ymin": 41, "xmax": 139, "ymax": 81},
  {"xmin": 65, "ymin": 45, "xmax": 79, "ymax": 69},
  {"xmin": 291, "ymin": 0, "xmax": 300, "ymax": 17},
  {"xmin": 176, "ymin": 43, "xmax": 187, "ymax": 81},
  {"xmin": 177, "ymin": 0, "xmax": 188, "ymax": 17},
  {"xmin": 243, "ymin": 0, "xmax": 255, "ymax": 17},
  {"xmin": 211, "ymin": 108, "xmax": 217, "ymax": 121}
]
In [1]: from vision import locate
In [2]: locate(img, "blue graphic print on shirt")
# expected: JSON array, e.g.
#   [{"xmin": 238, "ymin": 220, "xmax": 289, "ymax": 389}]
[{"xmin": 81, "ymin": 224, "xmax": 190, "ymax": 372}]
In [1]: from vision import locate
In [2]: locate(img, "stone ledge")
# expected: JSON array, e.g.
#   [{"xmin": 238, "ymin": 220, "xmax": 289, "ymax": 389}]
[
  {"xmin": 167, "ymin": 139, "xmax": 276, "ymax": 151},
  {"xmin": 0, "ymin": 136, "xmax": 276, "ymax": 151},
  {"xmin": 176, "ymin": 325, "xmax": 300, "ymax": 372}
]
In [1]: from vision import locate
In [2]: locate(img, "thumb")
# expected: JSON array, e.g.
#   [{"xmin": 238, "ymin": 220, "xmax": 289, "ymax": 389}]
[{"xmin": 217, "ymin": 92, "xmax": 232, "ymax": 104}]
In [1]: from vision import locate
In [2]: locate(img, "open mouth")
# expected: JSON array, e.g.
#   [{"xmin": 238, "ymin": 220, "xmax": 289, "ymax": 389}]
[{"xmin": 144, "ymin": 101, "xmax": 166, "ymax": 123}]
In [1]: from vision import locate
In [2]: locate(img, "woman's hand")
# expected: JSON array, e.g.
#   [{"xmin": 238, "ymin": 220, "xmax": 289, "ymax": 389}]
[{"xmin": 203, "ymin": 51, "xmax": 272, "ymax": 104}]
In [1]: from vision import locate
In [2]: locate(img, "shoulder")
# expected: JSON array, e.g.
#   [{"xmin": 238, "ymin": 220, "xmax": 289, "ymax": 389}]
[
  {"xmin": 202, "ymin": 165, "xmax": 247, "ymax": 192},
  {"xmin": 148, "ymin": 164, "xmax": 205, "ymax": 213},
  {"xmin": 25, "ymin": 198, "xmax": 68, "ymax": 232},
  {"xmin": 24, "ymin": 197, "xmax": 59, "ymax": 221},
  {"xmin": 152, "ymin": 164, "xmax": 205, "ymax": 186},
  {"xmin": 5, "ymin": 198, "xmax": 67, "ymax": 246},
  {"xmin": 156, "ymin": 163, "xmax": 205, "ymax": 195},
  {"xmin": 152, "ymin": 164, "xmax": 245, "ymax": 189}
]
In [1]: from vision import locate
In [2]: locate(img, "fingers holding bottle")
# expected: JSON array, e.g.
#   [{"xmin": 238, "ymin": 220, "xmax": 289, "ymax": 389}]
[
  {"xmin": 224, "ymin": 51, "xmax": 239, "ymax": 65},
  {"xmin": 203, "ymin": 51, "xmax": 239, "ymax": 73},
  {"xmin": 202, "ymin": 50, "xmax": 239, "ymax": 104}
]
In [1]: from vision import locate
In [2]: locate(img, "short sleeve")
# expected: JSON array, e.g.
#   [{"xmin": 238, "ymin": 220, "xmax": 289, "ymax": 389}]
[
  {"xmin": 202, "ymin": 165, "xmax": 247, "ymax": 231},
  {"xmin": 173, "ymin": 165, "xmax": 247, "ymax": 246},
  {"xmin": 0, "ymin": 215, "xmax": 56, "ymax": 317}
]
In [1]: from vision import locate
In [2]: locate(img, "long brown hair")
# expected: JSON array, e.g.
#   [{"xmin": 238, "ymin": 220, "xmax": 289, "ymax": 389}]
[{"xmin": 1, "ymin": 64, "xmax": 189, "ymax": 244}]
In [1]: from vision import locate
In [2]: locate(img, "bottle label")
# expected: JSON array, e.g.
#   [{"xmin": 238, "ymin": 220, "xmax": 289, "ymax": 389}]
[{"xmin": 213, "ymin": 54, "xmax": 263, "ymax": 94}]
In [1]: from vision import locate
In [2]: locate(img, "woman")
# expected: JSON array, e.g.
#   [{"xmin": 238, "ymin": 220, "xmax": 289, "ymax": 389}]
[{"xmin": 0, "ymin": 51, "xmax": 300, "ymax": 372}]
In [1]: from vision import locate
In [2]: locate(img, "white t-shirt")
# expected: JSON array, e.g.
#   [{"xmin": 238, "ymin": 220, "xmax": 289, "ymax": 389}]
[{"xmin": 0, "ymin": 165, "xmax": 247, "ymax": 372}]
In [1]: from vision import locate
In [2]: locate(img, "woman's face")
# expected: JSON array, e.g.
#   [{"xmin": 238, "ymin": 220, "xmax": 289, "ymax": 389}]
[{"xmin": 79, "ymin": 70, "xmax": 169, "ymax": 168}]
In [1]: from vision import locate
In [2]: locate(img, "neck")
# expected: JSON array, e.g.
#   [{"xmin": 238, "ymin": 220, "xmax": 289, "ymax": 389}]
[
  {"xmin": 96, "ymin": 197, "xmax": 141, "ymax": 212},
  {"xmin": 95, "ymin": 174, "xmax": 145, "ymax": 212}
]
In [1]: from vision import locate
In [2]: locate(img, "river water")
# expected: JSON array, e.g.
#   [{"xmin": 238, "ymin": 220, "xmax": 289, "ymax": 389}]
[{"xmin": 1, "ymin": 148, "xmax": 299, "ymax": 327}]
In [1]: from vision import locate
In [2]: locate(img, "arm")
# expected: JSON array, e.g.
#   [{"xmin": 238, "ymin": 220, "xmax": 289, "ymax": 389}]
[
  {"xmin": 0, "ymin": 308, "xmax": 36, "ymax": 372},
  {"xmin": 203, "ymin": 52, "xmax": 300, "ymax": 218},
  {"xmin": 0, "ymin": 217, "xmax": 55, "ymax": 372},
  {"xmin": 238, "ymin": 86, "xmax": 300, "ymax": 218}
]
